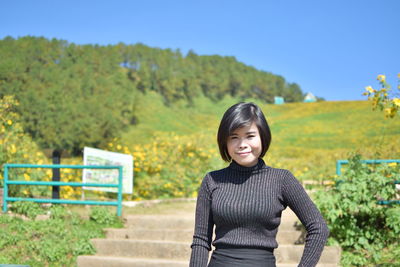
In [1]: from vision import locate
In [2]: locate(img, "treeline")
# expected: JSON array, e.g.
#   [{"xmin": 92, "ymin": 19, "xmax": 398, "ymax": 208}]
[{"xmin": 0, "ymin": 36, "xmax": 306, "ymax": 154}]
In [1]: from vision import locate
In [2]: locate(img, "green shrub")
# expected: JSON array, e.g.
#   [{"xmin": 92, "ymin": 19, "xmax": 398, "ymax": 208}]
[
  {"xmin": 10, "ymin": 201, "xmax": 43, "ymax": 219},
  {"xmin": 90, "ymin": 206, "xmax": 121, "ymax": 226},
  {"xmin": 315, "ymin": 154, "xmax": 400, "ymax": 266}
]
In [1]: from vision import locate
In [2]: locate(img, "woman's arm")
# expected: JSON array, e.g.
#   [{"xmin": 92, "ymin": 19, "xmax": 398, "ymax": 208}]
[
  {"xmin": 282, "ymin": 170, "xmax": 329, "ymax": 267},
  {"xmin": 190, "ymin": 174, "xmax": 214, "ymax": 267}
]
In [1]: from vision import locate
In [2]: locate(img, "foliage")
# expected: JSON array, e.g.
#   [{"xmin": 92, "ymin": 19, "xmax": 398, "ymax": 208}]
[
  {"xmin": 0, "ymin": 205, "xmax": 123, "ymax": 266},
  {"xmin": 9, "ymin": 201, "xmax": 43, "ymax": 219},
  {"xmin": 363, "ymin": 73, "xmax": 400, "ymax": 118},
  {"xmin": 90, "ymin": 206, "xmax": 120, "ymax": 225},
  {"xmin": 0, "ymin": 95, "xmax": 50, "ymax": 197},
  {"xmin": 0, "ymin": 36, "xmax": 306, "ymax": 155},
  {"xmin": 109, "ymin": 132, "xmax": 222, "ymax": 200},
  {"xmin": 315, "ymin": 154, "xmax": 400, "ymax": 266}
]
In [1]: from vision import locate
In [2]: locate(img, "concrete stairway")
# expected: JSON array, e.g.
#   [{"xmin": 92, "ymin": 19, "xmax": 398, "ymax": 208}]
[{"xmin": 77, "ymin": 207, "xmax": 341, "ymax": 267}]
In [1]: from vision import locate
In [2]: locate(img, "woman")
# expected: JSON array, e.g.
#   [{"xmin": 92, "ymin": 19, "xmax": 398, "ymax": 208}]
[{"xmin": 189, "ymin": 102, "xmax": 329, "ymax": 267}]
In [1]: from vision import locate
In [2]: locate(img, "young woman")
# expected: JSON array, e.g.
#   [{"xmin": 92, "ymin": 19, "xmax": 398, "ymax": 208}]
[{"xmin": 189, "ymin": 102, "xmax": 329, "ymax": 267}]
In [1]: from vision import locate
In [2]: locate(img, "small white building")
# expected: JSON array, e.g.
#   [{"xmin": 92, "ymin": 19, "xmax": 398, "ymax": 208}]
[
  {"xmin": 274, "ymin": 96, "xmax": 285, "ymax": 104},
  {"xmin": 304, "ymin": 92, "xmax": 317, "ymax": 103}
]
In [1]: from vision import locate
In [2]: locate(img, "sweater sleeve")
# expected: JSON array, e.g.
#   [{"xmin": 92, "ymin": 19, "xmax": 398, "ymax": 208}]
[
  {"xmin": 189, "ymin": 174, "xmax": 214, "ymax": 267},
  {"xmin": 281, "ymin": 170, "xmax": 329, "ymax": 267}
]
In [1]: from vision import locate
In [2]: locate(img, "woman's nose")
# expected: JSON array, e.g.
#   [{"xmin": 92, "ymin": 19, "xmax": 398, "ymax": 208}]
[{"xmin": 238, "ymin": 139, "xmax": 248, "ymax": 149}]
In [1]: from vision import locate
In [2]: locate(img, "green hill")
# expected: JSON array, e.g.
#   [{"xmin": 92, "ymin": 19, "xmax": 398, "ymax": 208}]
[{"xmin": 119, "ymin": 92, "xmax": 400, "ymax": 184}]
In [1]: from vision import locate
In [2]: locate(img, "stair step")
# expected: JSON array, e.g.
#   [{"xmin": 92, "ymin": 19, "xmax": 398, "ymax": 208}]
[
  {"xmin": 124, "ymin": 215, "xmax": 195, "ymax": 229},
  {"xmin": 275, "ymin": 245, "xmax": 341, "ymax": 264},
  {"xmin": 105, "ymin": 228, "xmax": 302, "ymax": 244},
  {"xmin": 277, "ymin": 264, "xmax": 339, "ymax": 267},
  {"xmin": 77, "ymin": 255, "xmax": 339, "ymax": 267},
  {"xmin": 91, "ymin": 239, "xmax": 340, "ymax": 264},
  {"xmin": 77, "ymin": 256, "xmax": 187, "ymax": 267},
  {"xmin": 92, "ymin": 239, "xmax": 190, "ymax": 260},
  {"xmin": 123, "ymin": 213, "xmax": 301, "ymax": 231}
]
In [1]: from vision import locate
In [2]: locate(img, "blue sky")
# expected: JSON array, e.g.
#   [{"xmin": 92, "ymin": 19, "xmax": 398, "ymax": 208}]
[{"xmin": 1, "ymin": 0, "xmax": 399, "ymax": 101}]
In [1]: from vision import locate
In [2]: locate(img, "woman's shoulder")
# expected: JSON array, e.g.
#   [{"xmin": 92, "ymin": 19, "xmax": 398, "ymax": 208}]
[
  {"xmin": 264, "ymin": 165, "xmax": 293, "ymax": 175},
  {"xmin": 206, "ymin": 166, "xmax": 230, "ymax": 178}
]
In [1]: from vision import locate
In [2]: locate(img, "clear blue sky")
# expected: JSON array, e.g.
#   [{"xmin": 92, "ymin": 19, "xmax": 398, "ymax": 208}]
[{"xmin": 2, "ymin": 0, "xmax": 399, "ymax": 101}]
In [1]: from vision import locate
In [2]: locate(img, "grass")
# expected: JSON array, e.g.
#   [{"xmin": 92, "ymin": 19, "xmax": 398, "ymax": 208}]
[
  {"xmin": 0, "ymin": 203, "xmax": 123, "ymax": 267},
  {"xmin": 122, "ymin": 92, "xmax": 400, "ymax": 154},
  {"xmin": 119, "ymin": 92, "xmax": 400, "ymax": 183}
]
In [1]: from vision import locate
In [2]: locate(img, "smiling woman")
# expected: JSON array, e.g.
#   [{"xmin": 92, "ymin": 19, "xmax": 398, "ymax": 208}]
[{"xmin": 190, "ymin": 102, "xmax": 329, "ymax": 267}]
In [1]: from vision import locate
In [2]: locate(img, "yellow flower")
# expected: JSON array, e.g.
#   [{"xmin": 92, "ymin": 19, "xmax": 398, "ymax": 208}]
[
  {"xmin": 393, "ymin": 98, "xmax": 400, "ymax": 107},
  {"xmin": 10, "ymin": 144, "xmax": 17, "ymax": 154},
  {"xmin": 24, "ymin": 173, "xmax": 30, "ymax": 181},
  {"xmin": 377, "ymin": 74, "xmax": 386, "ymax": 82},
  {"xmin": 365, "ymin": 86, "xmax": 375, "ymax": 93},
  {"xmin": 388, "ymin": 162, "xmax": 397, "ymax": 167},
  {"xmin": 117, "ymin": 145, "xmax": 122, "ymax": 150},
  {"xmin": 7, "ymin": 120, "xmax": 12, "ymax": 125}
]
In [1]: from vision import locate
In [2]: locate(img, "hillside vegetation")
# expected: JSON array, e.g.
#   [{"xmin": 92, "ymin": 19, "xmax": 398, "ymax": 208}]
[
  {"xmin": 1, "ymin": 36, "xmax": 398, "ymax": 200},
  {"xmin": 120, "ymin": 91, "xmax": 400, "ymax": 188},
  {"xmin": 0, "ymin": 36, "xmax": 307, "ymax": 154}
]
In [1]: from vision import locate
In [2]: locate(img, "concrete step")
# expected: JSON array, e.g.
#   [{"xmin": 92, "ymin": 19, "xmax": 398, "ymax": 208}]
[
  {"xmin": 124, "ymin": 215, "xmax": 195, "ymax": 229},
  {"xmin": 77, "ymin": 255, "xmax": 339, "ymax": 267},
  {"xmin": 91, "ymin": 239, "xmax": 190, "ymax": 260},
  {"xmin": 105, "ymin": 228, "xmax": 302, "ymax": 244},
  {"xmin": 277, "ymin": 264, "xmax": 339, "ymax": 267},
  {"xmin": 77, "ymin": 256, "xmax": 187, "ymax": 267},
  {"xmin": 275, "ymin": 245, "xmax": 341, "ymax": 264},
  {"xmin": 124, "ymin": 212, "xmax": 300, "ymax": 231},
  {"xmin": 91, "ymin": 239, "xmax": 340, "ymax": 264}
]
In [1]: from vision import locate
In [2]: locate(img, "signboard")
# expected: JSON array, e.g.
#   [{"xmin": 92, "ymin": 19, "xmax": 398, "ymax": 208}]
[{"xmin": 83, "ymin": 147, "xmax": 133, "ymax": 194}]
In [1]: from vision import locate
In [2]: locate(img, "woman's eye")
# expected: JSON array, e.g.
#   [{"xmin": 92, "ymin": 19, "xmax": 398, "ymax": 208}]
[{"xmin": 248, "ymin": 135, "xmax": 255, "ymax": 138}]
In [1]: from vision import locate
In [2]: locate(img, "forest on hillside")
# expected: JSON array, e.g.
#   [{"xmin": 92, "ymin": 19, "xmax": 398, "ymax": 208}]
[{"xmin": 0, "ymin": 36, "xmax": 312, "ymax": 154}]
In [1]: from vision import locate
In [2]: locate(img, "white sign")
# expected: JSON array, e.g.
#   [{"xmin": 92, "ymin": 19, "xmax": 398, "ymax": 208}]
[{"xmin": 83, "ymin": 147, "xmax": 133, "ymax": 194}]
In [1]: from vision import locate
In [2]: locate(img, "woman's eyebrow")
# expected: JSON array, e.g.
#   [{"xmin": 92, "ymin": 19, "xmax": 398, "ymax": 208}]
[{"xmin": 246, "ymin": 131, "xmax": 257, "ymax": 134}]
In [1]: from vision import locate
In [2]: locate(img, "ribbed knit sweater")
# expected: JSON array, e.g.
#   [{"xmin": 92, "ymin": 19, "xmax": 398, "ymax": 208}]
[{"xmin": 189, "ymin": 159, "xmax": 329, "ymax": 267}]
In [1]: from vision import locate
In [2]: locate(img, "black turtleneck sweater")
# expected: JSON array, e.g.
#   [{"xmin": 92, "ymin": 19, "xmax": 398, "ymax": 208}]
[{"xmin": 189, "ymin": 159, "xmax": 329, "ymax": 267}]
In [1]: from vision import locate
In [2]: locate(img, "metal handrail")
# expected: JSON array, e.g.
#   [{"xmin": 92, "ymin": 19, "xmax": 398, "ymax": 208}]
[{"xmin": 2, "ymin": 164, "xmax": 123, "ymax": 216}]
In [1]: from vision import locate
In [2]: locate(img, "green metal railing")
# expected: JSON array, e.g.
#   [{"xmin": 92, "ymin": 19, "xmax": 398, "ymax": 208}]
[
  {"xmin": 2, "ymin": 164, "xmax": 123, "ymax": 216},
  {"xmin": 336, "ymin": 159, "xmax": 400, "ymax": 205}
]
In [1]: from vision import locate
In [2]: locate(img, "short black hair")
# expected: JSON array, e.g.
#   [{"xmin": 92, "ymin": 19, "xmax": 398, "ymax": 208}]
[{"xmin": 217, "ymin": 102, "xmax": 271, "ymax": 162}]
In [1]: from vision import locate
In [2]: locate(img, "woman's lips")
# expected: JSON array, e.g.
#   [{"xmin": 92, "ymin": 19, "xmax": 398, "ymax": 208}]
[{"xmin": 237, "ymin": 152, "xmax": 251, "ymax": 156}]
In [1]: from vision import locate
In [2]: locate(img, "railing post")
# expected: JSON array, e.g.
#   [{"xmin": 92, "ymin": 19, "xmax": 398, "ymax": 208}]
[
  {"xmin": 3, "ymin": 164, "xmax": 9, "ymax": 213},
  {"xmin": 336, "ymin": 160, "xmax": 342, "ymax": 176},
  {"xmin": 52, "ymin": 150, "xmax": 61, "ymax": 199},
  {"xmin": 117, "ymin": 166, "xmax": 123, "ymax": 217}
]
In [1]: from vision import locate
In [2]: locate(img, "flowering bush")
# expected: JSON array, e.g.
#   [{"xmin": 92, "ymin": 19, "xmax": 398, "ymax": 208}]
[
  {"xmin": 0, "ymin": 95, "xmax": 50, "ymax": 197},
  {"xmin": 363, "ymin": 74, "xmax": 400, "ymax": 118},
  {"xmin": 106, "ymin": 132, "xmax": 222, "ymax": 200}
]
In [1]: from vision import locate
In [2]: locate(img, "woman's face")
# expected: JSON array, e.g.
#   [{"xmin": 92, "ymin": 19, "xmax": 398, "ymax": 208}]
[{"xmin": 227, "ymin": 122, "xmax": 262, "ymax": 167}]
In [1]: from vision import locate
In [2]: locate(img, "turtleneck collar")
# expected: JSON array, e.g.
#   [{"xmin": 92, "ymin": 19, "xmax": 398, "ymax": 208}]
[{"xmin": 228, "ymin": 158, "xmax": 266, "ymax": 172}]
